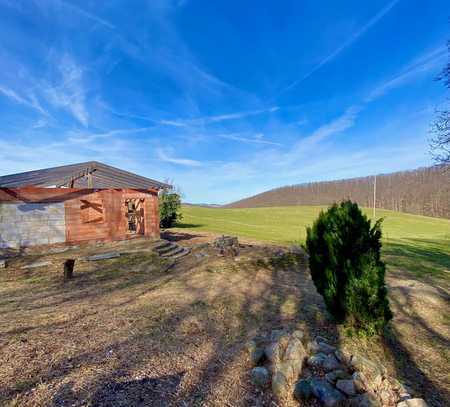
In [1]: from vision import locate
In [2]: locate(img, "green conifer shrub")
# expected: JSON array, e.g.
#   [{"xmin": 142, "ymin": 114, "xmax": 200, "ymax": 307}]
[{"xmin": 305, "ymin": 201, "xmax": 392, "ymax": 334}]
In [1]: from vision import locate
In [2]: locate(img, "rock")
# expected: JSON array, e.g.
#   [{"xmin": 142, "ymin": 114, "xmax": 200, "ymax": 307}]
[
  {"xmin": 349, "ymin": 392, "xmax": 381, "ymax": 407},
  {"xmin": 351, "ymin": 354, "xmax": 384, "ymax": 378},
  {"xmin": 21, "ymin": 261, "xmax": 52, "ymax": 269},
  {"xmin": 249, "ymin": 347, "xmax": 264, "ymax": 366},
  {"xmin": 0, "ymin": 259, "xmax": 6, "ymax": 268},
  {"xmin": 335, "ymin": 349, "xmax": 352, "ymax": 365},
  {"xmin": 325, "ymin": 369, "xmax": 352, "ymax": 384},
  {"xmin": 308, "ymin": 340, "xmax": 321, "ymax": 353},
  {"xmin": 323, "ymin": 354, "xmax": 342, "ymax": 371},
  {"xmin": 352, "ymin": 371, "xmax": 368, "ymax": 393},
  {"xmin": 292, "ymin": 330, "xmax": 304, "ymax": 341},
  {"xmin": 310, "ymin": 378, "xmax": 346, "ymax": 407},
  {"xmin": 399, "ymin": 393, "xmax": 412, "ymax": 401},
  {"xmin": 270, "ymin": 329, "xmax": 284, "ymax": 341},
  {"xmin": 272, "ymin": 371, "xmax": 289, "ymax": 399},
  {"xmin": 315, "ymin": 335, "xmax": 329, "ymax": 343},
  {"xmin": 251, "ymin": 367, "xmax": 270, "ymax": 388},
  {"xmin": 336, "ymin": 379, "xmax": 356, "ymax": 396},
  {"xmin": 307, "ymin": 353, "xmax": 328, "ymax": 368},
  {"xmin": 397, "ymin": 398, "xmax": 429, "ymax": 407},
  {"xmin": 213, "ymin": 235, "xmax": 239, "ymax": 256},
  {"xmin": 86, "ymin": 252, "xmax": 120, "ymax": 261},
  {"xmin": 246, "ymin": 336, "xmax": 266, "ymax": 363},
  {"xmin": 265, "ymin": 341, "xmax": 280, "ymax": 366},
  {"xmin": 317, "ymin": 341, "xmax": 336, "ymax": 354},
  {"xmin": 294, "ymin": 379, "xmax": 313, "ymax": 401},
  {"xmin": 285, "ymin": 336, "xmax": 306, "ymax": 363}
]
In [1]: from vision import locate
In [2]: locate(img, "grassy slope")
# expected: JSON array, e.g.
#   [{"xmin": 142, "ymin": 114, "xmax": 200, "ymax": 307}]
[{"xmin": 178, "ymin": 205, "xmax": 450, "ymax": 282}]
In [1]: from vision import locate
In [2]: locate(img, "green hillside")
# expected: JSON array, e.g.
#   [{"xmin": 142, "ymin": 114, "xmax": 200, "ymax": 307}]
[{"xmin": 177, "ymin": 205, "xmax": 450, "ymax": 282}]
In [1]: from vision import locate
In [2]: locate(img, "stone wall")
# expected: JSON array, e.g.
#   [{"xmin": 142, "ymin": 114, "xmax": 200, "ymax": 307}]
[{"xmin": 0, "ymin": 202, "xmax": 66, "ymax": 248}]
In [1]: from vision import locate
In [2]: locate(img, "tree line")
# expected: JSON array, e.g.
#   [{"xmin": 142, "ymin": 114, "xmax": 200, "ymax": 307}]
[{"xmin": 226, "ymin": 165, "xmax": 450, "ymax": 219}]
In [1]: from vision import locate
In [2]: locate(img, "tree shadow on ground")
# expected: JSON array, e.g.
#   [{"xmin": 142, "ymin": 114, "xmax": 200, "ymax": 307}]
[
  {"xmin": 161, "ymin": 230, "xmax": 203, "ymax": 242},
  {"xmin": 383, "ymin": 238, "xmax": 450, "ymax": 282},
  {"xmin": 382, "ymin": 326, "xmax": 450, "ymax": 406}
]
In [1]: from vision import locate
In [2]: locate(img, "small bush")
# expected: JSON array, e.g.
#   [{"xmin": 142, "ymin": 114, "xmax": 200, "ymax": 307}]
[
  {"xmin": 305, "ymin": 201, "xmax": 392, "ymax": 334},
  {"xmin": 159, "ymin": 190, "xmax": 183, "ymax": 228}
]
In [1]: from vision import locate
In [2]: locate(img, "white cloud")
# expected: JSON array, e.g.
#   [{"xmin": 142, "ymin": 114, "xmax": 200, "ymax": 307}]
[
  {"xmin": 0, "ymin": 85, "xmax": 47, "ymax": 115},
  {"xmin": 282, "ymin": 0, "xmax": 400, "ymax": 93},
  {"xmin": 43, "ymin": 54, "xmax": 88, "ymax": 126},
  {"xmin": 156, "ymin": 148, "xmax": 203, "ymax": 167},
  {"xmin": 217, "ymin": 132, "xmax": 282, "ymax": 146},
  {"xmin": 366, "ymin": 45, "xmax": 447, "ymax": 102}
]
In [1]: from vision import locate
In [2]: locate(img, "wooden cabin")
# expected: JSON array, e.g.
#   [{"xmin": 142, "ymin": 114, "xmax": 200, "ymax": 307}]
[{"xmin": 0, "ymin": 161, "xmax": 169, "ymax": 249}]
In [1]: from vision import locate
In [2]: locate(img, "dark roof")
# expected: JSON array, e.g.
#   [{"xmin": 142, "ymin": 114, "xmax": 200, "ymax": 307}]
[{"xmin": 0, "ymin": 161, "xmax": 170, "ymax": 190}]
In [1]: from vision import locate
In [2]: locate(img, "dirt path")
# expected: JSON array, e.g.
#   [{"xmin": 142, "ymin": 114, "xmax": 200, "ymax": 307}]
[{"xmin": 0, "ymin": 234, "xmax": 448, "ymax": 406}]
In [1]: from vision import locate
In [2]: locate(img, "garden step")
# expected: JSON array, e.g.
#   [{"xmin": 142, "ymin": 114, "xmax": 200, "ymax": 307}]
[
  {"xmin": 155, "ymin": 243, "xmax": 178, "ymax": 255},
  {"xmin": 152, "ymin": 240, "xmax": 172, "ymax": 250},
  {"xmin": 169, "ymin": 247, "xmax": 190, "ymax": 260},
  {"xmin": 160, "ymin": 245, "xmax": 184, "ymax": 257}
]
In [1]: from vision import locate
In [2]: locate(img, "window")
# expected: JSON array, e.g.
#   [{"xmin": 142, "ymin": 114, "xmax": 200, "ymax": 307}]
[{"xmin": 80, "ymin": 200, "xmax": 104, "ymax": 223}]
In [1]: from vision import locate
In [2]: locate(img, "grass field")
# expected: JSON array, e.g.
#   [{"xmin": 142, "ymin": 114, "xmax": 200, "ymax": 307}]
[{"xmin": 178, "ymin": 205, "xmax": 450, "ymax": 282}]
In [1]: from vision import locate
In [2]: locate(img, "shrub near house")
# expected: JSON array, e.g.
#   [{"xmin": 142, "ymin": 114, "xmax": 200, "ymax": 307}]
[
  {"xmin": 159, "ymin": 190, "xmax": 183, "ymax": 228},
  {"xmin": 305, "ymin": 200, "xmax": 392, "ymax": 335}
]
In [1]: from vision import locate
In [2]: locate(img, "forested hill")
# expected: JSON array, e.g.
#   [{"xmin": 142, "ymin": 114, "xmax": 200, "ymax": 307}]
[{"xmin": 225, "ymin": 165, "xmax": 450, "ymax": 219}]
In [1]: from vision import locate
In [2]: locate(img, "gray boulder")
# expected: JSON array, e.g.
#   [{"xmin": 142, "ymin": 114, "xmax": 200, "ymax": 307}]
[
  {"xmin": 307, "ymin": 353, "xmax": 328, "ymax": 368},
  {"xmin": 335, "ymin": 349, "xmax": 352, "ymax": 365},
  {"xmin": 310, "ymin": 378, "xmax": 346, "ymax": 407},
  {"xmin": 397, "ymin": 398, "xmax": 429, "ymax": 407},
  {"xmin": 323, "ymin": 354, "xmax": 342, "ymax": 371},
  {"xmin": 325, "ymin": 369, "xmax": 352, "ymax": 384},
  {"xmin": 336, "ymin": 379, "xmax": 356, "ymax": 396},
  {"xmin": 294, "ymin": 379, "xmax": 313, "ymax": 401},
  {"xmin": 250, "ymin": 367, "xmax": 270, "ymax": 387},
  {"xmin": 317, "ymin": 341, "xmax": 336, "ymax": 354}
]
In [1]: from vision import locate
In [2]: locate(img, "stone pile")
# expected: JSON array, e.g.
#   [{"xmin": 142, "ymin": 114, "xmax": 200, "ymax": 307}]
[
  {"xmin": 212, "ymin": 235, "xmax": 240, "ymax": 257},
  {"xmin": 247, "ymin": 331, "xmax": 429, "ymax": 407}
]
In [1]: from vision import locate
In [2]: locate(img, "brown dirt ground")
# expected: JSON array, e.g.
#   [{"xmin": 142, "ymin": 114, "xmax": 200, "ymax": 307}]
[{"xmin": 0, "ymin": 232, "xmax": 448, "ymax": 407}]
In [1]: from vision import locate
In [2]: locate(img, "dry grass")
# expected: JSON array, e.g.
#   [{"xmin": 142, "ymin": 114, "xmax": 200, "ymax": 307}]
[{"xmin": 0, "ymin": 234, "xmax": 448, "ymax": 406}]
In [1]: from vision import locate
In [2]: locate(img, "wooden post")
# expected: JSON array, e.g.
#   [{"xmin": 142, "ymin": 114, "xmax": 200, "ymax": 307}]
[
  {"xmin": 64, "ymin": 259, "xmax": 75, "ymax": 280},
  {"xmin": 87, "ymin": 172, "xmax": 93, "ymax": 188}
]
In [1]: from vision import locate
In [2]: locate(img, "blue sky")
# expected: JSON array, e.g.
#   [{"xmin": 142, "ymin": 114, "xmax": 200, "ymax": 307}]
[{"xmin": 0, "ymin": 0, "xmax": 449, "ymax": 203}]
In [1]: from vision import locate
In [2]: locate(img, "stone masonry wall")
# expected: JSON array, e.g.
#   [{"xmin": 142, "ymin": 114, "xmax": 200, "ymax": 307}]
[{"xmin": 0, "ymin": 202, "xmax": 66, "ymax": 248}]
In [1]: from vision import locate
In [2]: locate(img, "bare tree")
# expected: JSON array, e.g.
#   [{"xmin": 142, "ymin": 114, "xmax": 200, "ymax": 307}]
[{"xmin": 431, "ymin": 40, "xmax": 450, "ymax": 165}]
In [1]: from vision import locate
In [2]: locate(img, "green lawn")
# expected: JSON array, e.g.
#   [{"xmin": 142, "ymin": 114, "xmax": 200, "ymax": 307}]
[{"xmin": 177, "ymin": 205, "xmax": 450, "ymax": 282}]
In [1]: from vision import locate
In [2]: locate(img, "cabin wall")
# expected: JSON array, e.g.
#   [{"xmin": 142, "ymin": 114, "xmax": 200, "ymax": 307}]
[{"xmin": 0, "ymin": 187, "xmax": 159, "ymax": 248}]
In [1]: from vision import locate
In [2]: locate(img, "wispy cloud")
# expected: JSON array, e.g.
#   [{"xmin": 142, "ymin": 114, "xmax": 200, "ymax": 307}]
[
  {"xmin": 43, "ymin": 54, "xmax": 88, "ymax": 126},
  {"xmin": 217, "ymin": 132, "xmax": 282, "ymax": 146},
  {"xmin": 366, "ymin": 45, "xmax": 447, "ymax": 102},
  {"xmin": 106, "ymin": 105, "xmax": 280, "ymax": 127},
  {"xmin": 56, "ymin": 0, "xmax": 115, "ymax": 30},
  {"xmin": 68, "ymin": 127, "xmax": 153, "ymax": 144},
  {"xmin": 293, "ymin": 44, "xmax": 446, "ymax": 151},
  {"xmin": 157, "ymin": 148, "xmax": 203, "ymax": 167},
  {"xmin": 0, "ymin": 85, "xmax": 47, "ymax": 115},
  {"xmin": 282, "ymin": 0, "xmax": 400, "ymax": 93}
]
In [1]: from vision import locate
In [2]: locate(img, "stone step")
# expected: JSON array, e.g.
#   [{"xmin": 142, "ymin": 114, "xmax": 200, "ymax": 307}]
[
  {"xmin": 160, "ymin": 245, "xmax": 184, "ymax": 257},
  {"xmin": 155, "ymin": 243, "xmax": 178, "ymax": 255},
  {"xmin": 169, "ymin": 247, "xmax": 190, "ymax": 260},
  {"xmin": 152, "ymin": 240, "xmax": 172, "ymax": 250}
]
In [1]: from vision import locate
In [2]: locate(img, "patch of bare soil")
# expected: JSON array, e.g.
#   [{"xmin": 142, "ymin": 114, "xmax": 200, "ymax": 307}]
[{"xmin": 0, "ymin": 234, "xmax": 448, "ymax": 406}]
